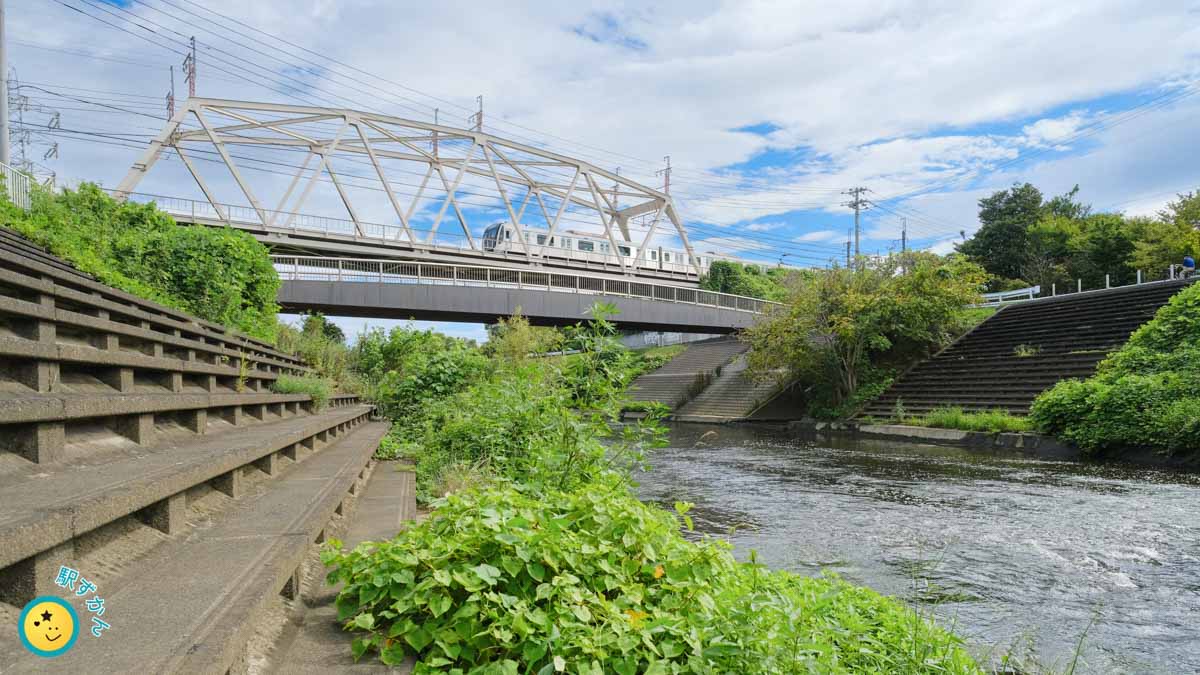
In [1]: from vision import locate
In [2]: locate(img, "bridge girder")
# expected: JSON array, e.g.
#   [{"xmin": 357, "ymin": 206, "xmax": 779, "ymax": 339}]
[{"xmin": 115, "ymin": 99, "xmax": 702, "ymax": 275}]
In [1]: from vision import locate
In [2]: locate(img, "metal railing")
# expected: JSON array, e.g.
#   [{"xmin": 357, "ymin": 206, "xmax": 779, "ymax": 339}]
[
  {"xmin": 1, "ymin": 161, "xmax": 32, "ymax": 211},
  {"xmin": 272, "ymin": 256, "xmax": 779, "ymax": 314},
  {"xmin": 116, "ymin": 190, "xmax": 706, "ymax": 280},
  {"xmin": 973, "ymin": 269, "xmax": 1189, "ymax": 308}
]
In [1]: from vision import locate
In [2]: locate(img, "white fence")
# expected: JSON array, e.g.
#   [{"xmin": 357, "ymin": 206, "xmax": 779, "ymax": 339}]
[
  {"xmin": 272, "ymin": 256, "xmax": 778, "ymax": 315},
  {"xmin": 1, "ymin": 161, "xmax": 32, "ymax": 211}
]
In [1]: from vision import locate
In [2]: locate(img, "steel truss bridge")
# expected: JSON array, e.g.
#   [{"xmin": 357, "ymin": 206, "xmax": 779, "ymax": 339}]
[{"xmin": 116, "ymin": 99, "xmax": 707, "ymax": 284}]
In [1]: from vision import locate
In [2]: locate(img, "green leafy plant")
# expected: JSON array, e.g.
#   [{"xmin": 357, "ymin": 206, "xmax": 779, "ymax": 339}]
[
  {"xmin": 1013, "ymin": 343, "xmax": 1042, "ymax": 358},
  {"xmin": 270, "ymin": 374, "xmax": 332, "ymax": 410},
  {"xmin": 322, "ymin": 485, "xmax": 980, "ymax": 673},
  {"xmin": 2, "ymin": 183, "xmax": 280, "ymax": 340},
  {"xmin": 1030, "ymin": 281, "xmax": 1200, "ymax": 453}
]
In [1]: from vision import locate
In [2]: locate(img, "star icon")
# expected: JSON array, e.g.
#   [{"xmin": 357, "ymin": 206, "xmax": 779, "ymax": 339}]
[{"xmin": 40, "ymin": 610, "xmax": 53, "ymax": 622}]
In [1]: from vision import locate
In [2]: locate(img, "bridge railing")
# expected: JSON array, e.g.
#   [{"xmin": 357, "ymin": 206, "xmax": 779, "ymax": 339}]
[{"xmin": 272, "ymin": 256, "xmax": 778, "ymax": 314}]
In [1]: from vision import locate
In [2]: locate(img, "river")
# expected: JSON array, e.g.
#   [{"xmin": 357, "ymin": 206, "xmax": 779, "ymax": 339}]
[{"xmin": 635, "ymin": 424, "xmax": 1200, "ymax": 674}]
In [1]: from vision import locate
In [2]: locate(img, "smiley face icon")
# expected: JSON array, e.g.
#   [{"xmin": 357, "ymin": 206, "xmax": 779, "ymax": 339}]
[{"xmin": 18, "ymin": 596, "xmax": 79, "ymax": 658}]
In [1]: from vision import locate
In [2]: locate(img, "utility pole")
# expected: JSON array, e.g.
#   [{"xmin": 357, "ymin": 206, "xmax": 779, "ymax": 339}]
[
  {"xmin": 842, "ymin": 187, "xmax": 870, "ymax": 265},
  {"xmin": 901, "ymin": 217, "xmax": 907, "ymax": 253},
  {"xmin": 432, "ymin": 107, "xmax": 439, "ymax": 157},
  {"xmin": 469, "ymin": 96, "xmax": 483, "ymax": 132},
  {"xmin": 611, "ymin": 167, "xmax": 620, "ymax": 212},
  {"xmin": 845, "ymin": 229, "xmax": 852, "ymax": 268},
  {"xmin": 166, "ymin": 66, "xmax": 176, "ymax": 118},
  {"xmin": 0, "ymin": 0, "xmax": 8, "ymax": 166},
  {"xmin": 656, "ymin": 155, "xmax": 671, "ymax": 195},
  {"xmin": 183, "ymin": 37, "xmax": 196, "ymax": 98}
]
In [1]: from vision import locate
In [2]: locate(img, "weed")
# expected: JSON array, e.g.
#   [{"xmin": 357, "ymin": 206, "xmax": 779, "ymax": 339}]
[
  {"xmin": 270, "ymin": 374, "xmax": 332, "ymax": 410},
  {"xmin": 903, "ymin": 407, "xmax": 1032, "ymax": 433},
  {"xmin": 1013, "ymin": 343, "xmax": 1042, "ymax": 358}
]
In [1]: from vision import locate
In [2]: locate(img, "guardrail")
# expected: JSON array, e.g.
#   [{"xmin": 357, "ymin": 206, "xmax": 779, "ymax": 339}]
[
  {"xmin": 1, "ymin": 161, "xmax": 32, "ymax": 210},
  {"xmin": 116, "ymin": 190, "xmax": 705, "ymax": 280},
  {"xmin": 973, "ymin": 269, "xmax": 1187, "ymax": 308},
  {"xmin": 979, "ymin": 285, "xmax": 1041, "ymax": 306},
  {"xmin": 272, "ymin": 256, "xmax": 779, "ymax": 314}
]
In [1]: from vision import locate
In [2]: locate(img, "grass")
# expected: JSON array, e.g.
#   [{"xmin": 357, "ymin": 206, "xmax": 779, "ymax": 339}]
[
  {"xmin": 270, "ymin": 374, "xmax": 332, "ymax": 410},
  {"xmin": 899, "ymin": 406, "xmax": 1032, "ymax": 433},
  {"xmin": 1013, "ymin": 343, "xmax": 1042, "ymax": 357}
]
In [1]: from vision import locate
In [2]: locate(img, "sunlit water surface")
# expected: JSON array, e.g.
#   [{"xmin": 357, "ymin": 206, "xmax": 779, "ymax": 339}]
[{"xmin": 634, "ymin": 424, "xmax": 1200, "ymax": 674}]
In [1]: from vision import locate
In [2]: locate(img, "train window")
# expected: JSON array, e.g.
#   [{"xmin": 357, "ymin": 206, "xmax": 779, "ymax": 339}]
[
  {"xmin": 600, "ymin": 242, "xmax": 611, "ymax": 254},
  {"xmin": 663, "ymin": 251, "xmax": 672, "ymax": 262},
  {"xmin": 561, "ymin": 237, "xmax": 571, "ymax": 249},
  {"xmin": 650, "ymin": 250, "xmax": 658, "ymax": 261},
  {"xmin": 505, "ymin": 230, "xmax": 511, "ymax": 240},
  {"xmin": 578, "ymin": 240, "xmax": 594, "ymax": 252},
  {"xmin": 536, "ymin": 234, "xmax": 547, "ymax": 245},
  {"xmin": 618, "ymin": 246, "xmax": 631, "ymax": 257}
]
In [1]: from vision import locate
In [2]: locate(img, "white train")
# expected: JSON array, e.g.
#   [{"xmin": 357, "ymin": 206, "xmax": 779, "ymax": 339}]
[{"xmin": 480, "ymin": 222, "xmax": 761, "ymax": 275}]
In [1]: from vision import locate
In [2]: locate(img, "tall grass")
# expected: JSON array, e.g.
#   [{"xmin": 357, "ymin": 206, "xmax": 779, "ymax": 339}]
[
  {"xmin": 900, "ymin": 406, "xmax": 1032, "ymax": 433},
  {"xmin": 270, "ymin": 375, "xmax": 332, "ymax": 410}
]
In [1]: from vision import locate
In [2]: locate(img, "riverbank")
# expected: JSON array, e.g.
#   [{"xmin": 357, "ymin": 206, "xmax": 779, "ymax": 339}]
[{"xmin": 630, "ymin": 411, "xmax": 1200, "ymax": 470}]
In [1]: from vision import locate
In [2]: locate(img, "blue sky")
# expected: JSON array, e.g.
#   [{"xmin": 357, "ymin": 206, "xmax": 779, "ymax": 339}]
[{"xmin": 11, "ymin": 1, "xmax": 1200, "ymax": 341}]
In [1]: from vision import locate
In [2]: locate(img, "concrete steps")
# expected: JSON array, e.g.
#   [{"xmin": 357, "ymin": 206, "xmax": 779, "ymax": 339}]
[
  {"xmin": 1, "ymin": 421, "xmax": 389, "ymax": 673},
  {"xmin": 0, "ymin": 231, "xmax": 391, "ymax": 673},
  {"xmin": 628, "ymin": 338, "xmax": 749, "ymax": 409},
  {"xmin": 675, "ymin": 354, "xmax": 784, "ymax": 421},
  {"xmin": 859, "ymin": 279, "xmax": 1193, "ymax": 418}
]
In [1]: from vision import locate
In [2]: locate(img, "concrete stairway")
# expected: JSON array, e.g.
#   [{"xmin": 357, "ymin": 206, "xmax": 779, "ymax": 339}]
[
  {"xmin": 0, "ymin": 230, "xmax": 395, "ymax": 673},
  {"xmin": 628, "ymin": 338, "xmax": 749, "ymax": 409},
  {"xmin": 859, "ymin": 279, "xmax": 1193, "ymax": 418},
  {"xmin": 674, "ymin": 354, "xmax": 784, "ymax": 421}
]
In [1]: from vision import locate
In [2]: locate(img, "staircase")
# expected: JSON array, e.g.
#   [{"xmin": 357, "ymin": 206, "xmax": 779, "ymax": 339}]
[
  {"xmin": 0, "ymin": 230, "xmax": 407, "ymax": 673},
  {"xmin": 674, "ymin": 353, "xmax": 785, "ymax": 421},
  {"xmin": 628, "ymin": 338, "xmax": 749, "ymax": 409},
  {"xmin": 860, "ymin": 279, "xmax": 1193, "ymax": 418}
]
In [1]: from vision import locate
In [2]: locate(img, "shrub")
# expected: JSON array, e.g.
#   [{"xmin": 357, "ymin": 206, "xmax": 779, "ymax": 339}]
[
  {"xmin": 270, "ymin": 375, "xmax": 332, "ymax": 410},
  {"xmin": 1030, "ymin": 281, "xmax": 1200, "ymax": 454},
  {"xmin": 3, "ymin": 184, "xmax": 280, "ymax": 340},
  {"xmin": 322, "ymin": 485, "xmax": 980, "ymax": 673}
]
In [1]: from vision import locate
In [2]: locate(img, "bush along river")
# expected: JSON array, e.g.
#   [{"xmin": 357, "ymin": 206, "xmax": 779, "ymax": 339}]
[{"xmin": 636, "ymin": 424, "xmax": 1200, "ymax": 674}]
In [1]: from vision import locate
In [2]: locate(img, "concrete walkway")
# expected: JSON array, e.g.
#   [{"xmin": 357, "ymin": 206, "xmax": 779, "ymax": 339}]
[{"xmin": 268, "ymin": 461, "xmax": 417, "ymax": 674}]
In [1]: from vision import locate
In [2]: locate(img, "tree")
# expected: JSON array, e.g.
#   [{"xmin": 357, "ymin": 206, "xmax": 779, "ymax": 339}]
[
  {"xmin": 958, "ymin": 183, "xmax": 1044, "ymax": 282},
  {"xmin": 301, "ymin": 312, "xmax": 346, "ymax": 343},
  {"xmin": 745, "ymin": 252, "xmax": 985, "ymax": 405},
  {"xmin": 699, "ymin": 261, "xmax": 790, "ymax": 300}
]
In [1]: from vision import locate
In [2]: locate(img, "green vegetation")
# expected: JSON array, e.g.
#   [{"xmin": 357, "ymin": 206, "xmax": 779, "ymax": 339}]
[
  {"xmin": 323, "ymin": 487, "xmax": 979, "ymax": 673},
  {"xmin": 1, "ymin": 183, "xmax": 280, "ymax": 340},
  {"xmin": 959, "ymin": 183, "xmax": 1200, "ymax": 291},
  {"xmin": 1030, "ymin": 281, "xmax": 1200, "ymax": 454},
  {"xmin": 745, "ymin": 251, "xmax": 986, "ymax": 420},
  {"xmin": 275, "ymin": 312, "xmax": 358, "ymax": 389},
  {"xmin": 1013, "ymin": 343, "xmax": 1042, "ymax": 358},
  {"xmin": 322, "ymin": 303, "xmax": 979, "ymax": 671},
  {"xmin": 699, "ymin": 260, "xmax": 790, "ymax": 300},
  {"xmin": 896, "ymin": 406, "xmax": 1032, "ymax": 434},
  {"xmin": 270, "ymin": 375, "xmax": 332, "ymax": 411}
]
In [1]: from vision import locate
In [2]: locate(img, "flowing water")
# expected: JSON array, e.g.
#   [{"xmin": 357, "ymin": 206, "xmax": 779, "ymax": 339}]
[{"xmin": 635, "ymin": 424, "xmax": 1200, "ymax": 674}]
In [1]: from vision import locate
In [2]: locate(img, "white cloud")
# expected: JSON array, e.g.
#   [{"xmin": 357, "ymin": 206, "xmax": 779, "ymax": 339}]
[{"xmin": 10, "ymin": 0, "xmax": 1200, "ymax": 272}]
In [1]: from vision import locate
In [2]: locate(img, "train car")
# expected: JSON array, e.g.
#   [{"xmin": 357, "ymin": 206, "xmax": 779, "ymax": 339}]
[{"xmin": 480, "ymin": 222, "xmax": 761, "ymax": 275}]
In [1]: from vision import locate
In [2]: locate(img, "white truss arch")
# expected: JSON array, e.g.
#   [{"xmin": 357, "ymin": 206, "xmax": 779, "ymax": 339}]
[{"xmin": 115, "ymin": 99, "xmax": 702, "ymax": 275}]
